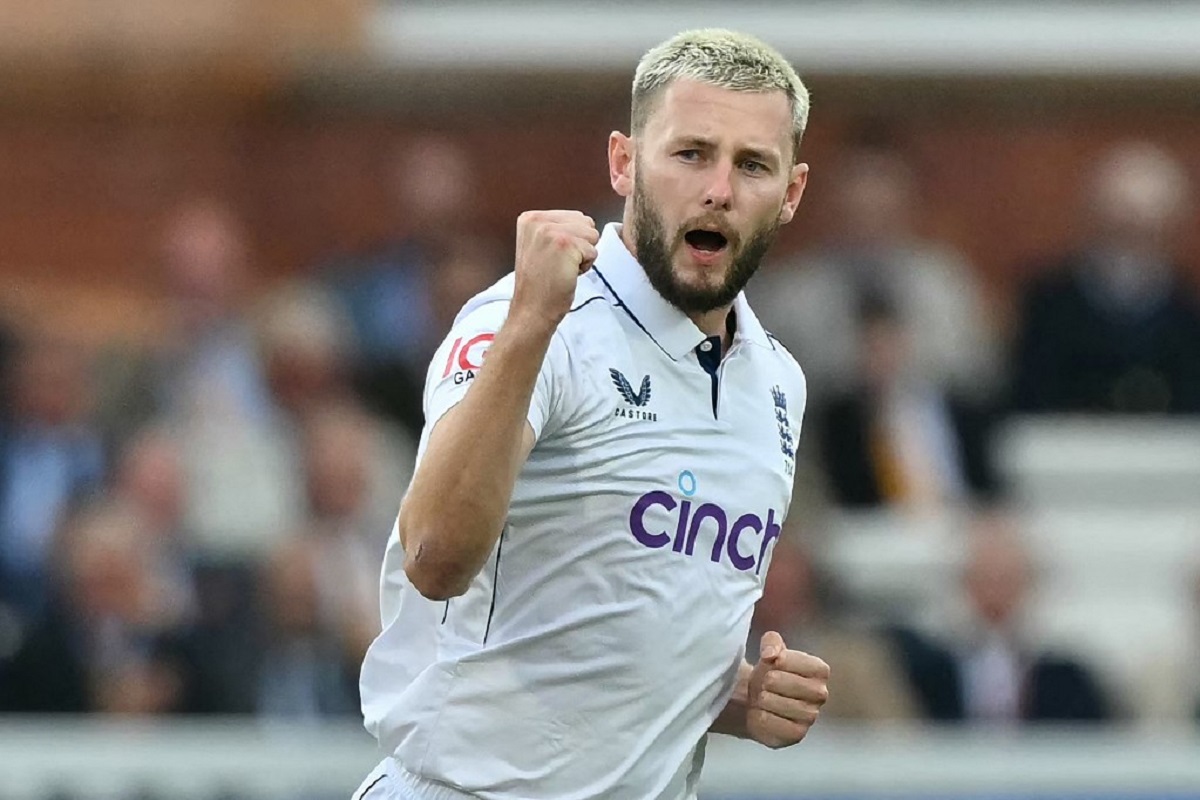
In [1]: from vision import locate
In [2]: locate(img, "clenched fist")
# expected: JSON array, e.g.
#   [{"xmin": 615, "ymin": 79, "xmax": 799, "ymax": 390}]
[
  {"xmin": 510, "ymin": 210, "xmax": 599, "ymax": 328},
  {"xmin": 746, "ymin": 631, "xmax": 830, "ymax": 749}
]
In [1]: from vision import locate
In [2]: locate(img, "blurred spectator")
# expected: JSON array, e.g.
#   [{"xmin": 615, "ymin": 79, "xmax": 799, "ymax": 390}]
[
  {"xmin": 0, "ymin": 335, "xmax": 105, "ymax": 619},
  {"xmin": 0, "ymin": 503, "xmax": 191, "ymax": 714},
  {"xmin": 165, "ymin": 402, "xmax": 402, "ymax": 716},
  {"xmin": 814, "ymin": 294, "xmax": 1001, "ymax": 511},
  {"xmin": 1011, "ymin": 141, "xmax": 1200, "ymax": 414},
  {"xmin": 356, "ymin": 234, "xmax": 506, "ymax": 435},
  {"xmin": 258, "ymin": 282, "xmax": 361, "ymax": 425},
  {"xmin": 158, "ymin": 200, "xmax": 269, "ymax": 422},
  {"xmin": 138, "ymin": 535, "xmax": 365, "ymax": 718},
  {"xmin": 316, "ymin": 137, "xmax": 505, "ymax": 436},
  {"xmin": 253, "ymin": 537, "xmax": 363, "ymax": 719},
  {"xmin": 751, "ymin": 145, "xmax": 996, "ymax": 405},
  {"xmin": 294, "ymin": 402, "xmax": 392, "ymax": 659},
  {"xmin": 319, "ymin": 136, "xmax": 453, "ymax": 361},
  {"xmin": 178, "ymin": 282, "xmax": 414, "ymax": 561},
  {"xmin": 750, "ymin": 538, "xmax": 919, "ymax": 721},
  {"xmin": 95, "ymin": 198, "xmax": 270, "ymax": 444},
  {"xmin": 891, "ymin": 517, "xmax": 1111, "ymax": 723},
  {"xmin": 428, "ymin": 236, "xmax": 508, "ymax": 345},
  {"xmin": 321, "ymin": 135, "xmax": 477, "ymax": 371},
  {"xmin": 179, "ymin": 281, "xmax": 356, "ymax": 560},
  {"xmin": 108, "ymin": 424, "xmax": 199, "ymax": 620}
]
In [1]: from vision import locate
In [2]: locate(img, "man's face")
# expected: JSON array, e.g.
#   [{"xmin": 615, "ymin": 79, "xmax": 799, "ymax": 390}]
[{"xmin": 614, "ymin": 79, "xmax": 807, "ymax": 313}]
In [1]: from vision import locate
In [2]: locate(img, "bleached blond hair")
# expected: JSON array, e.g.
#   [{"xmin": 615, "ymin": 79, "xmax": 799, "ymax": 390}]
[{"xmin": 632, "ymin": 29, "xmax": 810, "ymax": 162}]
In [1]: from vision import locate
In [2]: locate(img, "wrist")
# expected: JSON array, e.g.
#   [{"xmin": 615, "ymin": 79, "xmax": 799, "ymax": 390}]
[
  {"xmin": 711, "ymin": 661, "xmax": 756, "ymax": 739},
  {"xmin": 504, "ymin": 306, "xmax": 563, "ymax": 343}
]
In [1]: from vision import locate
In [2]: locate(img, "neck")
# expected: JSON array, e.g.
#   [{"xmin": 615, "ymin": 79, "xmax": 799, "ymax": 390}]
[{"xmin": 689, "ymin": 306, "xmax": 734, "ymax": 350}]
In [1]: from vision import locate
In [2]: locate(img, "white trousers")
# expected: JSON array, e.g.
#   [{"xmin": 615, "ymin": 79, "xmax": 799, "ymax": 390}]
[{"xmin": 352, "ymin": 758, "xmax": 481, "ymax": 800}]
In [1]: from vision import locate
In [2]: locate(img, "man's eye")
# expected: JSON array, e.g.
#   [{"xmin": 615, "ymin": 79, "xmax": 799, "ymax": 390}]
[
  {"xmin": 676, "ymin": 150, "xmax": 700, "ymax": 162},
  {"xmin": 743, "ymin": 160, "xmax": 767, "ymax": 174}
]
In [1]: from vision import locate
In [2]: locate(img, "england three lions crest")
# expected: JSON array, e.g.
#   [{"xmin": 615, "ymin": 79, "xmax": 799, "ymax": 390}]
[{"xmin": 772, "ymin": 385, "xmax": 795, "ymax": 476}]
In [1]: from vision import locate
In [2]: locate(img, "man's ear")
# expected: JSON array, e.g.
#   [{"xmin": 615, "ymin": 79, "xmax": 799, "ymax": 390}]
[
  {"xmin": 778, "ymin": 162, "xmax": 809, "ymax": 225},
  {"xmin": 609, "ymin": 131, "xmax": 635, "ymax": 198}
]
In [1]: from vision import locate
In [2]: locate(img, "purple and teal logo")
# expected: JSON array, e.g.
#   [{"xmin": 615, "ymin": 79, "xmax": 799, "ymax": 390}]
[{"xmin": 629, "ymin": 471, "xmax": 781, "ymax": 574}]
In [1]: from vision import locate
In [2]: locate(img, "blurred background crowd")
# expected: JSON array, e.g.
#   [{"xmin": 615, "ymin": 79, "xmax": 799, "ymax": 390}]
[{"xmin": 2, "ymin": 2, "xmax": 1200, "ymax": 789}]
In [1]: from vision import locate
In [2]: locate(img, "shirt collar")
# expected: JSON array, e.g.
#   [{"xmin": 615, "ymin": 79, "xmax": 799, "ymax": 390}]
[
  {"xmin": 592, "ymin": 223, "xmax": 773, "ymax": 360},
  {"xmin": 731, "ymin": 290, "xmax": 773, "ymax": 351}
]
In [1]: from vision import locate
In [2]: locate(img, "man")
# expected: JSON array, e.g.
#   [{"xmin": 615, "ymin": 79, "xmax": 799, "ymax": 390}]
[
  {"xmin": 1010, "ymin": 141, "xmax": 1200, "ymax": 414},
  {"xmin": 815, "ymin": 293, "xmax": 1001, "ymax": 510},
  {"xmin": 891, "ymin": 519, "xmax": 1110, "ymax": 724},
  {"xmin": 751, "ymin": 145, "xmax": 996, "ymax": 406},
  {"xmin": 356, "ymin": 29, "xmax": 830, "ymax": 799}
]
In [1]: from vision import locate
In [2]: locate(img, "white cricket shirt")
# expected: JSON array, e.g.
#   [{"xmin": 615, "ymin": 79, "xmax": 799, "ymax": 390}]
[{"xmin": 360, "ymin": 223, "xmax": 807, "ymax": 799}]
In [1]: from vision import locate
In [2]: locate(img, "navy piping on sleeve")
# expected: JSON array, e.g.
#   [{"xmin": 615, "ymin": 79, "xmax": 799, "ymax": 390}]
[
  {"xmin": 568, "ymin": 295, "xmax": 606, "ymax": 314},
  {"xmin": 355, "ymin": 774, "xmax": 385, "ymax": 800},
  {"xmin": 482, "ymin": 524, "xmax": 508, "ymax": 645}
]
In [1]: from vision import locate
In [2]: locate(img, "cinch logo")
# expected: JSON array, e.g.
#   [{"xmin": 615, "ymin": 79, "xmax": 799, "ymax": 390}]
[
  {"xmin": 443, "ymin": 333, "xmax": 495, "ymax": 385},
  {"xmin": 628, "ymin": 471, "xmax": 780, "ymax": 574}
]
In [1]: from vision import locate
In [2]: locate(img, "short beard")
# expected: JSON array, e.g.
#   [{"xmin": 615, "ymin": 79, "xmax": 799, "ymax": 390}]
[{"xmin": 632, "ymin": 179, "xmax": 781, "ymax": 314}]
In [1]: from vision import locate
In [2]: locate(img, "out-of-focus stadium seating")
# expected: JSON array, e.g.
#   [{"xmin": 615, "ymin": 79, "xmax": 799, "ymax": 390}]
[
  {"xmin": 821, "ymin": 417, "xmax": 1200, "ymax": 724},
  {"xmin": 3, "ymin": 2, "xmax": 1200, "ymax": 799}
]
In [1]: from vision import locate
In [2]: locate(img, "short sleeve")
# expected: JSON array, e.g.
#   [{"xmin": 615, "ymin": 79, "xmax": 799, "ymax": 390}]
[{"xmin": 420, "ymin": 299, "xmax": 561, "ymax": 447}]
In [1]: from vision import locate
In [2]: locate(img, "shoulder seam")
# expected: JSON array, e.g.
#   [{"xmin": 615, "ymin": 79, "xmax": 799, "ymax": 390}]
[
  {"xmin": 567, "ymin": 294, "xmax": 606, "ymax": 314},
  {"xmin": 764, "ymin": 331, "xmax": 805, "ymax": 373}
]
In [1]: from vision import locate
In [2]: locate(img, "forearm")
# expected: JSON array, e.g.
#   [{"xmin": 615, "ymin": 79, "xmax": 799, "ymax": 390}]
[
  {"xmin": 401, "ymin": 311, "xmax": 556, "ymax": 600},
  {"xmin": 710, "ymin": 661, "xmax": 754, "ymax": 739}
]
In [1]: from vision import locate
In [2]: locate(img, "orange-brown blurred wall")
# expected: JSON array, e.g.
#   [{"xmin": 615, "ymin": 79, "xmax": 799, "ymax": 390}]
[{"xmin": 0, "ymin": 10, "xmax": 1198, "ymax": 344}]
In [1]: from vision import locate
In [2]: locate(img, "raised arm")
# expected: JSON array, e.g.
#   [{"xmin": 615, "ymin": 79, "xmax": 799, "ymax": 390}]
[{"xmin": 400, "ymin": 211, "xmax": 598, "ymax": 600}]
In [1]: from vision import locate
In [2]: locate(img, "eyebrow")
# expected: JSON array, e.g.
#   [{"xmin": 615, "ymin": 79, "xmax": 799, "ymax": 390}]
[{"xmin": 671, "ymin": 136, "xmax": 781, "ymax": 167}]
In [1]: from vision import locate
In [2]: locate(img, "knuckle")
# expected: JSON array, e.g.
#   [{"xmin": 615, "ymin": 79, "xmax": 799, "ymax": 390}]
[
  {"xmin": 814, "ymin": 684, "xmax": 830, "ymax": 705},
  {"xmin": 770, "ymin": 725, "xmax": 803, "ymax": 749}
]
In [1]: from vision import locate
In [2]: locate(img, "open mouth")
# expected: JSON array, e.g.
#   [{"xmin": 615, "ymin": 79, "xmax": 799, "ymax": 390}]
[{"xmin": 684, "ymin": 229, "xmax": 729, "ymax": 253}]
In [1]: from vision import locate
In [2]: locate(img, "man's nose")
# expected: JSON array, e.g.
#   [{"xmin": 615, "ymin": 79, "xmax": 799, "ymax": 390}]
[{"xmin": 703, "ymin": 164, "xmax": 734, "ymax": 211}]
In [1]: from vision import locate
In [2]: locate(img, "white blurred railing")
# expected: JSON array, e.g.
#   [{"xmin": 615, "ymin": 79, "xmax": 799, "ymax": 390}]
[
  {"xmin": 369, "ymin": 2, "xmax": 1200, "ymax": 75},
  {"xmin": 0, "ymin": 718, "xmax": 379, "ymax": 800},
  {"xmin": 1, "ymin": 720, "xmax": 1200, "ymax": 799},
  {"xmin": 998, "ymin": 417, "xmax": 1200, "ymax": 509}
]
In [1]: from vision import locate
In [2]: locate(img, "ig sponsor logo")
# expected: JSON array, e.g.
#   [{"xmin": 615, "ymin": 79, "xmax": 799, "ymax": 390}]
[
  {"xmin": 628, "ymin": 471, "xmax": 781, "ymax": 574},
  {"xmin": 442, "ymin": 333, "xmax": 495, "ymax": 385}
]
